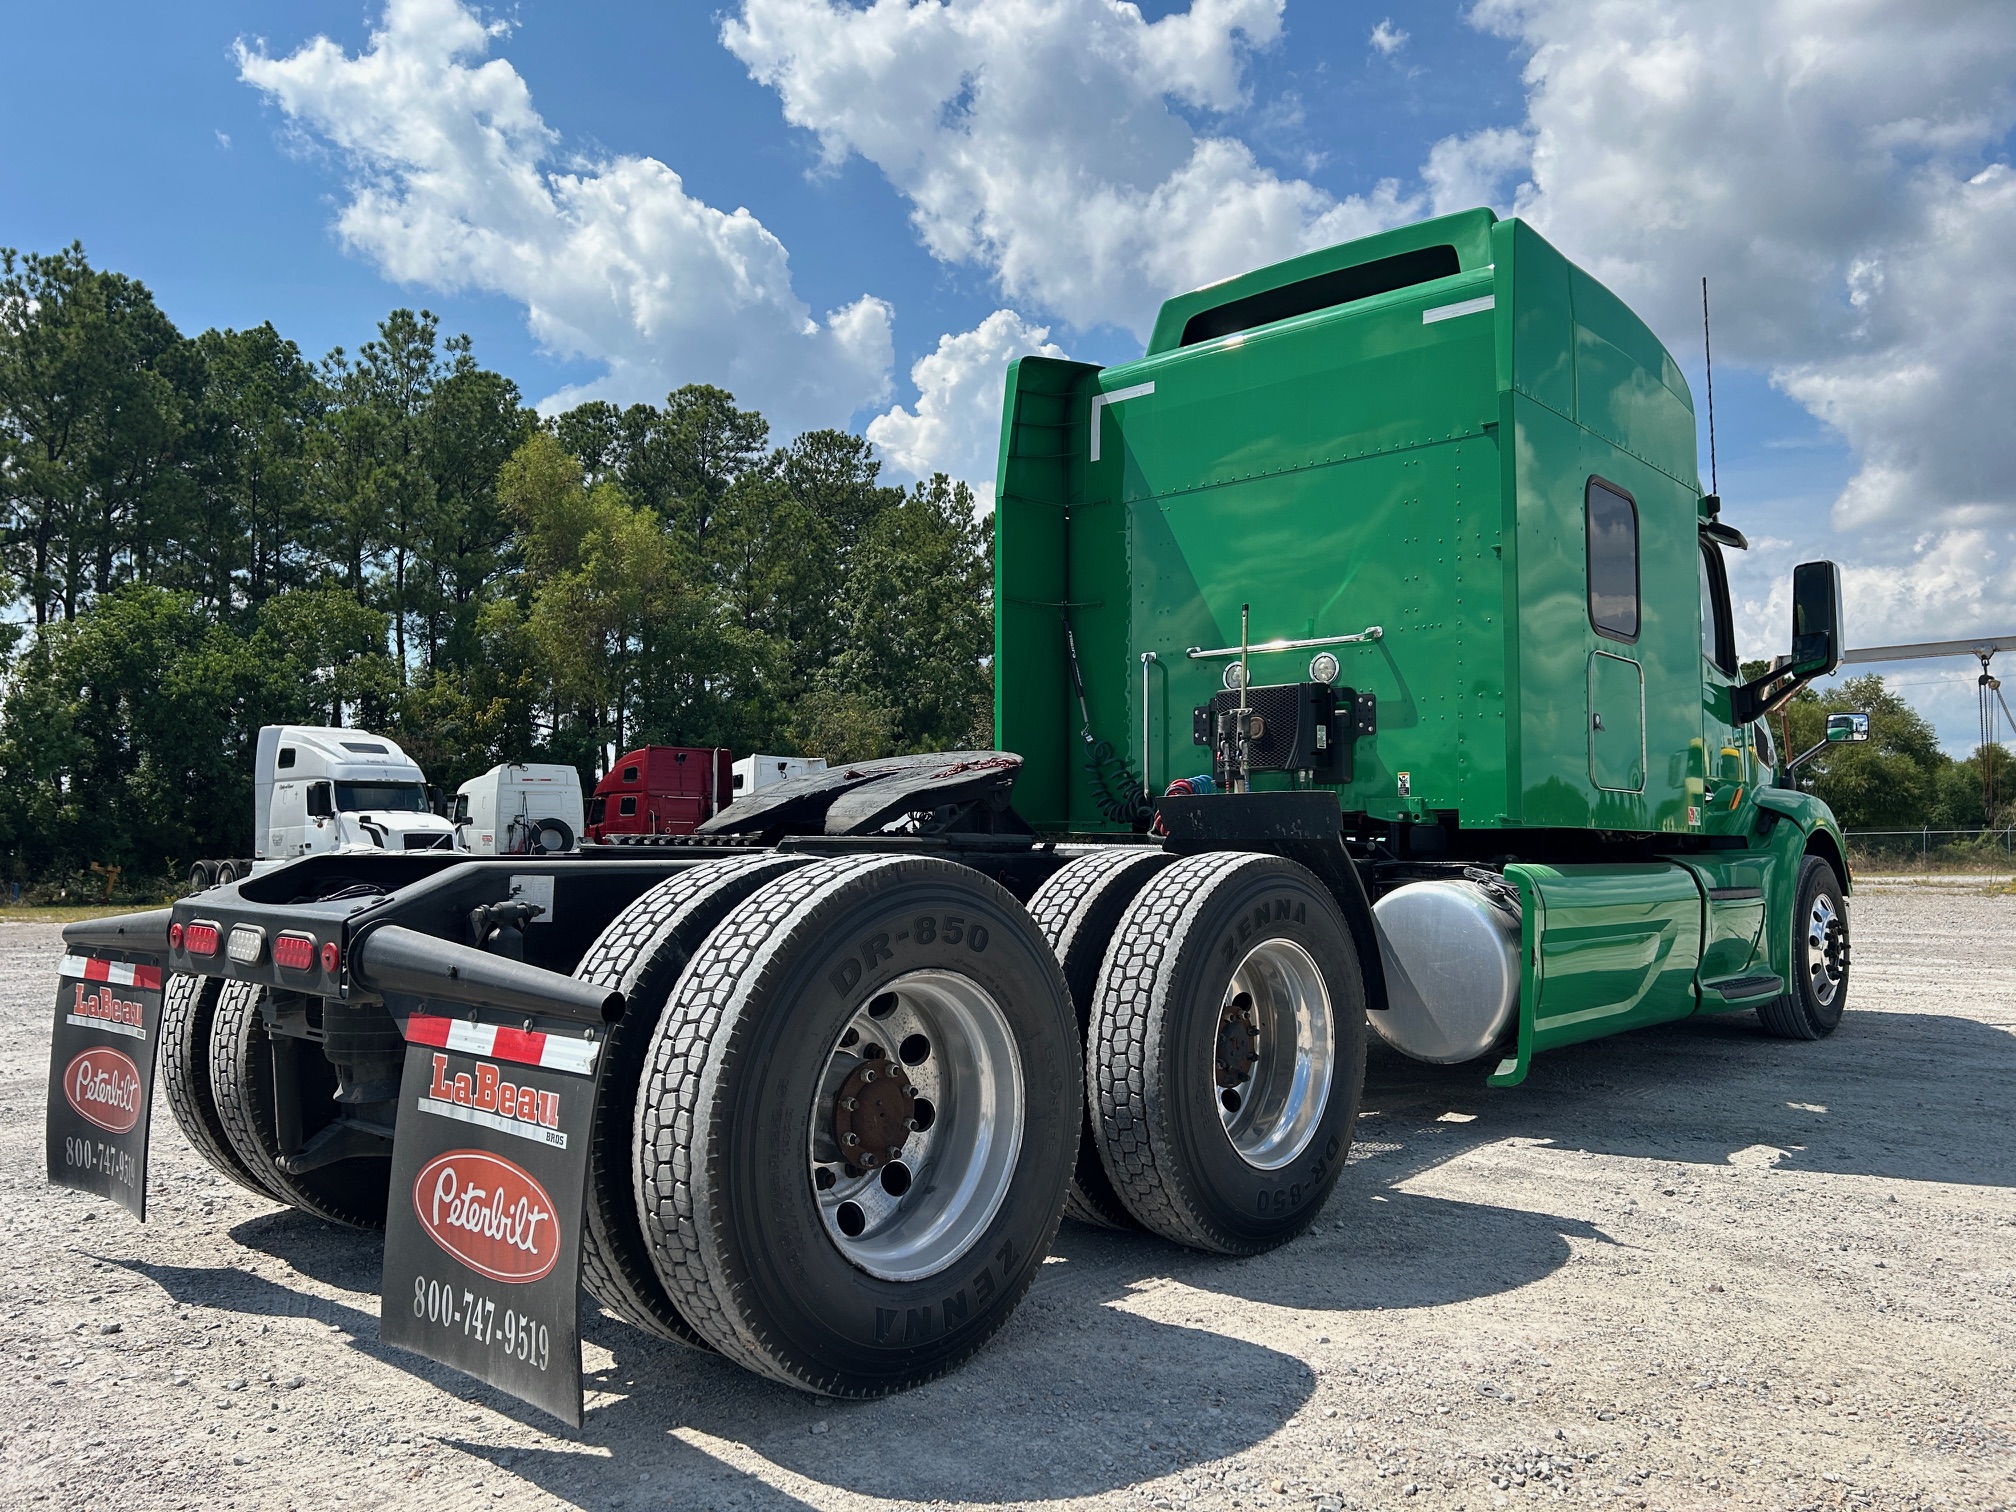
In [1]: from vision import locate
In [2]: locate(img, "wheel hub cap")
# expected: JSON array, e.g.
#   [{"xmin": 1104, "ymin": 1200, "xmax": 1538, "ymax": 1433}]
[
  {"xmin": 830, "ymin": 1052, "xmax": 916, "ymax": 1171},
  {"xmin": 1808, "ymin": 895, "xmax": 1847, "ymax": 1006},
  {"xmin": 809, "ymin": 971, "xmax": 1024, "ymax": 1282},
  {"xmin": 1216, "ymin": 938, "xmax": 1336, "ymax": 1172}
]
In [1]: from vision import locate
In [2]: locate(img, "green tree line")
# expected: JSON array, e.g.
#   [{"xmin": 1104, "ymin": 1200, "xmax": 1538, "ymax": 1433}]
[
  {"xmin": 0, "ymin": 245, "xmax": 990, "ymax": 891},
  {"xmin": 1762, "ymin": 668, "xmax": 2013, "ymax": 844}
]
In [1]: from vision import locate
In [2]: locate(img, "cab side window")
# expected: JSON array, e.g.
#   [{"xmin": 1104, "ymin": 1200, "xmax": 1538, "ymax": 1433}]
[
  {"xmin": 619, "ymin": 796, "xmax": 639, "ymax": 817},
  {"xmin": 1698, "ymin": 541, "xmax": 1737, "ymax": 675},
  {"xmin": 1586, "ymin": 478, "xmax": 1639, "ymax": 642}
]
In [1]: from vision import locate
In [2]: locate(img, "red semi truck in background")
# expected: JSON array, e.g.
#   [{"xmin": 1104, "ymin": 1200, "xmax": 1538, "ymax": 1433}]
[{"xmin": 582, "ymin": 746, "xmax": 731, "ymax": 839}]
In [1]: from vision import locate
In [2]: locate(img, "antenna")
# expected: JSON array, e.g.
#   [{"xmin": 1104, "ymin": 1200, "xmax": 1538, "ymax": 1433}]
[{"xmin": 1701, "ymin": 276, "xmax": 1719, "ymax": 499}]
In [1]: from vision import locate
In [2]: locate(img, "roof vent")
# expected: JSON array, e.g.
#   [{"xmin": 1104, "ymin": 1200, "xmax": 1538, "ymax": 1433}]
[{"xmin": 1180, "ymin": 244, "xmax": 1462, "ymax": 347}]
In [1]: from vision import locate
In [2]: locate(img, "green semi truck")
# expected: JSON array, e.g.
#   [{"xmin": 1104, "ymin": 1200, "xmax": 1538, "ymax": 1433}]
[{"xmin": 48, "ymin": 208, "xmax": 1857, "ymax": 1418}]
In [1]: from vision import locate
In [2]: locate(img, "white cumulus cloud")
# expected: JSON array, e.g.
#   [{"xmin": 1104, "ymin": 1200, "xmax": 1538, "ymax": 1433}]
[
  {"xmin": 1443, "ymin": 0, "xmax": 2016, "ymax": 544},
  {"xmin": 1369, "ymin": 20, "xmax": 1409, "ymax": 56},
  {"xmin": 867, "ymin": 310, "xmax": 1067, "ymax": 508},
  {"xmin": 237, "ymin": 0, "xmax": 893, "ymax": 433},
  {"xmin": 722, "ymin": 0, "xmax": 1421, "ymax": 340}
]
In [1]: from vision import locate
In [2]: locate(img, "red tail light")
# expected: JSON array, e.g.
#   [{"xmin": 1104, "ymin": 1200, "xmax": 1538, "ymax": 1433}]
[
  {"xmin": 168, "ymin": 922, "xmax": 184, "ymax": 950},
  {"xmin": 273, "ymin": 933, "xmax": 317, "ymax": 972},
  {"xmin": 320, "ymin": 940, "xmax": 342, "ymax": 975},
  {"xmin": 183, "ymin": 922, "xmax": 221, "ymax": 957}
]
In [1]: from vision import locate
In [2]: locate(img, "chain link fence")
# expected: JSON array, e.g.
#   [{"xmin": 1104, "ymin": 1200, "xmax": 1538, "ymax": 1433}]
[{"xmin": 1845, "ymin": 827, "xmax": 2016, "ymax": 869}]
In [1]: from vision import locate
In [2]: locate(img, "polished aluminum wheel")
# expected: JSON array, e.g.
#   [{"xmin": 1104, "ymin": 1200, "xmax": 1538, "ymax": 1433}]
[
  {"xmin": 809, "ymin": 970, "xmax": 1024, "ymax": 1282},
  {"xmin": 1214, "ymin": 938, "xmax": 1336, "ymax": 1171},
  {"xmin": 1806, "ymin": 893, "xmax": 1847, "ymax": 1006}
]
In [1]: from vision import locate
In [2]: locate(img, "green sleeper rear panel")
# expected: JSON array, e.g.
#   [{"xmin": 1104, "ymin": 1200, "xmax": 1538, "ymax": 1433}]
[{"xmin": 996, "ymin": 210, "xmax": 1705, "ymax": 835}]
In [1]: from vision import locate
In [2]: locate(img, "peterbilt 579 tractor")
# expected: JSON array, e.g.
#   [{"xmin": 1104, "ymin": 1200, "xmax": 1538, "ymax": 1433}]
[{"xmin": 49, "ymin": 209, "xmax": 1857, "ymax": 1424}]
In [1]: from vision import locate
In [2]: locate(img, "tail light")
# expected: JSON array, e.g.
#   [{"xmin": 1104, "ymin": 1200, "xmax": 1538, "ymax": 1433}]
[
  {"xmin": 320, "ymin": 940, "xmax": 342, "ymax": 975},
  {"xmin": 183, "ymin": 922, "xmax": 221, "ymax": 957},
  {"xmin": 168, "ymin": 922, "xmax": 184, "ymax": 950},
  {"xmin": 273, "ymin": 933, "xmax": 317, "ymax": 972}
]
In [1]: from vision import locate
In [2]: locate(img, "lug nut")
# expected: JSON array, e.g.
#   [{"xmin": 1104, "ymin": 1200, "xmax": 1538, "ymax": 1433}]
[
  {"xmin": 842, "ymin": 1132, "xmax": 860, "ymax": 1147},
  {"xmin": 861, "ymin": 1067, "xmax": 876, "ymax": 1083},
  {"xmin": 860, "ymin": 1152, "xmax": 879, "ymax": 1168},
  {"xmin": 842, "ymin": 1096, "xmax": 858, "ymax": 1111},
  {"xmin": 905, "ymin": 1118, "xmax": 919, "ymax": 1132}
]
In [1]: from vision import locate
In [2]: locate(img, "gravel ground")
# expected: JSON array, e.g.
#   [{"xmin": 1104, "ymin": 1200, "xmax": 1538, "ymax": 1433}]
[{"xmin": 2, "ymin": 879, "xmax": 2012, "ymax": 1511}]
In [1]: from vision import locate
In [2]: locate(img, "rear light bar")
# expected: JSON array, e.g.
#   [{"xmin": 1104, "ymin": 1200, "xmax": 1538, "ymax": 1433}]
[
  {"xmin": 183, "ymin": 921, "xmax": 221, "ymax": 957},
  {"xmin": 273, "ymin": 933, "xmax": 318, "ymax": 973}
]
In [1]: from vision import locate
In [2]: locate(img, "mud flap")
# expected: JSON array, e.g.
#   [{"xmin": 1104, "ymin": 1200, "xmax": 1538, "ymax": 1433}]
[
  {"xmin": 378, "ymin": 1008, "xmax": 604, "ymax": 1427},
  {"xmin": 46, "ymin": 953, "xmax": 167, "ymax": 1219}
]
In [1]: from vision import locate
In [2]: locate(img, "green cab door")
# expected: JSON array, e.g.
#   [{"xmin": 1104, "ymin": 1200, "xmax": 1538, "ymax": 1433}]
[{"xmin": 1588, "ymin": 650, "xmax": 1644, "ymax": 792}]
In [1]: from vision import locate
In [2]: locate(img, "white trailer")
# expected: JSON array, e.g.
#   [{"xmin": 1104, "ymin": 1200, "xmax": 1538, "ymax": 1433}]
[
  {"xmin": 730, "ymin": 753, "xmax": 828, "ymax": 796},
  {"xmin": 450, "ymin": 763, "xmax": 584, "ymax": 855}
]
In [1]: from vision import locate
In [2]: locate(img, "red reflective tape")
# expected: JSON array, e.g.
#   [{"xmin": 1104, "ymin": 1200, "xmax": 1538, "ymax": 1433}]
[
  {"xmin": 405, "ymin": 1014, "xmax": 453, "ymax": 1049},
  {"xmin": 131, "ymin": 964, "xmax": 162, "ymax": 990},
  {"xmin": 489, "ymin": 1026, "xmax": 548, "ymax": 1066},
  {"xmin": 81, "ymin": 958, "xmax": 113, "ymax": 983}
]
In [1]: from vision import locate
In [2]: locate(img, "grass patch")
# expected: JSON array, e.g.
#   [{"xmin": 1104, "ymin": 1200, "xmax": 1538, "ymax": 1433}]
[{"xmin": 0, "ymin": 902, "xmax": 173, "ymax": 924}]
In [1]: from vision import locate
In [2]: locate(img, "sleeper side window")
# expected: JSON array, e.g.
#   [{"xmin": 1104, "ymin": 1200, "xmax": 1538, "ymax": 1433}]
[
  {"xmin": 1586, "ymin": 478, "xmax": 1640, "ymax": 642},
  {"xmin": 618, "ymin": 796, "xmax": 638, "ymax": 817}
]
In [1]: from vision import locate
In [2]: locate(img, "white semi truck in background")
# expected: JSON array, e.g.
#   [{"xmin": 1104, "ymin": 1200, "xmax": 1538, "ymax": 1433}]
[
  {"xmin": 450, "ymin": 763, "xmax": 584, "ymax": 855},
  {"xmin": 184, "ymin": 726, "xmax": 459, "ymax": 891}
]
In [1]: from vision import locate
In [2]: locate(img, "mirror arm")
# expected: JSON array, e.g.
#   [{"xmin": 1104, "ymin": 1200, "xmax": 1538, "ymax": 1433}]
[
  {"xmin": 1782, "ymin": 737, "xmax": 1832, "ymax": 778},
  {"xmin": 1732, "ymin": 665, "xmax": 1811, "ymax": 725}
]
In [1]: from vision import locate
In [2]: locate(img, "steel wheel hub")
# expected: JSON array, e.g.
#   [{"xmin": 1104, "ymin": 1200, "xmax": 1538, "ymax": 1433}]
[
  {"xmin": 810, "ymin": 970, "xmax": 1024, "ymax": 1282},
  {"xmin": 1215, "ymin": 938, "xmax": 1336, "ymax": 1171},
  {"xmin": 1807, "ymin": 894, "xmax": 1847, "ymax": 1006}
]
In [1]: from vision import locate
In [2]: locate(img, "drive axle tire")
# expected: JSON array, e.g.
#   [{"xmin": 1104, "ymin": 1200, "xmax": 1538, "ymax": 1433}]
[
  {"xmin": 208, "ymin": 980, "xmax": 391, "ymax": 1229},
  {"xmin": 572, "ymin": 853, "xmax": 811, "ymax": 1349},
  {"xmin": 1089, "ymin": 852, "xmax": 1365, "ymax": 1255},
  {"xmin": 159, "ymin": 973, "xmax": 287, "ymax": 1202},
  {"xmin": 1025, "ymin": 847, "xmax": 1171, "ymax": 1230},
  {"xmin": 1758, "ymin": 855, "xmax": 1850, "ymax": 1040},
  {"xmin": 187, "ymin": 861, "xmax": 215, "ymax": 894},
  {"xmin": 634, "ymin": 855, "xmax": 1078, "ymax": 1395}
]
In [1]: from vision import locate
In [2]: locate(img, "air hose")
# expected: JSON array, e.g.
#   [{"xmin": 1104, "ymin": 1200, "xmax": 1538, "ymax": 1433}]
[{"xmin": 1062, "ymin": 617, "xmax": 1153, "ymax": 828}]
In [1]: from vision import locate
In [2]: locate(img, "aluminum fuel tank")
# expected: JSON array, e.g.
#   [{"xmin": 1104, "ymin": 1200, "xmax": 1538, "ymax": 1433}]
[{"xmin": 1370, "ymin": 879, "xmax": 1521, "ymax": 1064}]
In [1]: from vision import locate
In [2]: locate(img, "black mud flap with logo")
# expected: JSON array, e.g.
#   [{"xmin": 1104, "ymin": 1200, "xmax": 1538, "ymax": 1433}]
[
  {"xmin": 379, "ymin": 1007, "xmax": 604, "ymax": 1427},
  {"xmin": 46, "ymin": 952, "xmax": 166, "ymax": 1219}
]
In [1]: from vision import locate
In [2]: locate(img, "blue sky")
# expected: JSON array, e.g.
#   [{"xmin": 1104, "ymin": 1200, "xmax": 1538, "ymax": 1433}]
[{"xmin": 5, "ymin": 0, "xmax": 2011, "ymax": 754}]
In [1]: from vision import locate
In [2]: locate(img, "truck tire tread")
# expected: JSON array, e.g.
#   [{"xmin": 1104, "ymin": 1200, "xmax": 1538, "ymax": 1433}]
[
  {"xmin": 207, "ymin": 979, "xmax": 389, "ymax": 1230},
  {"xmin": 1757, "ymin": 854, "xmax": 1849, "ymax": 1041},
  {"xmin": 634, "ymin": 854, "xmax": 1077, "ymax": 1396},
  {"xmin": 1089, "ymin": 851, "xmax": 1365, "ymax": 1255},
  {"xmin": 1025, "ymin": 847, "xmax": 1171, "ymax": 1230},
  {"xmin": 159, "ymin": 972, "xmax": 287, "ymax": 1202},
  {"xmin": 571, "ymin": 853, "xmax": 809, "ymax": 1349}
]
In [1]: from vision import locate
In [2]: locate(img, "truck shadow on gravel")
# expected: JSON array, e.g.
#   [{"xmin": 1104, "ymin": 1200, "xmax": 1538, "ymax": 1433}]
[{"xmin": 1350, "ymin": 1006, "xmax": 2016, "ymax": 1191}]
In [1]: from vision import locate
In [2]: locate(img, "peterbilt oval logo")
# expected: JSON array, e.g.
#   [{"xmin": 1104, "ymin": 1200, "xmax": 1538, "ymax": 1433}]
[
  {"xmin": 412, "ymin": 1150, "xmax": 560, "ymax": 1284},
  {"xmin": 65, "ymin": 1047, "xmax": 143, "ymax": 1134}
]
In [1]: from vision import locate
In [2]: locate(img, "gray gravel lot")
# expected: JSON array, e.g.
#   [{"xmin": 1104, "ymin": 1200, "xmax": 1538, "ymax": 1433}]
[{"xmin": 2, "ymin": 879, "xmax": 2012, "ymax": 1511}]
